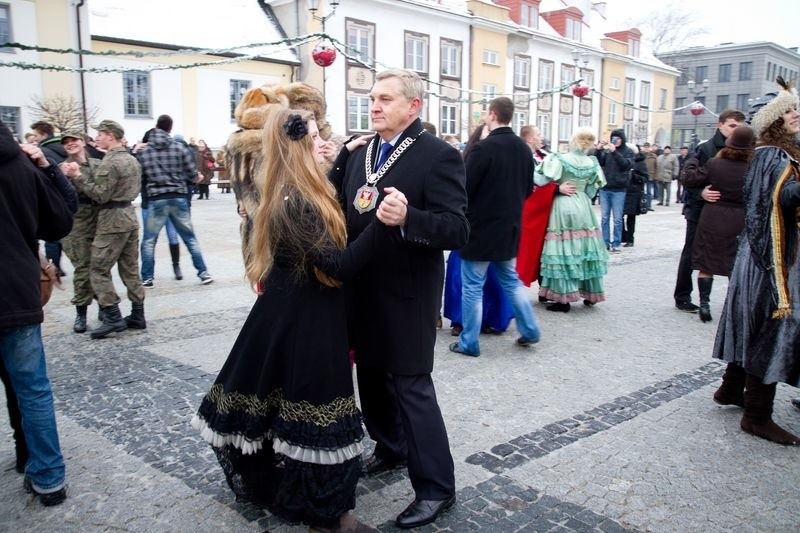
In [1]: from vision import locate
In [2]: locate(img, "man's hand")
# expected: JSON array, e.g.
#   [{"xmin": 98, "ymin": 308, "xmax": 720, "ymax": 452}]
[
  {"xmin": 19, "ymin": 143, "xmax": 50, "ymax": 168},
  {"xmin": 701, "ymin": 185, "xmax": 720, "ymax": 203},
  {"xmin": 376, "ymin": 186, "xmax": 408, "ymax": 226},
  {"xmin": 559, "ymin": 181, "xmax": 577, "ymax": 196}
]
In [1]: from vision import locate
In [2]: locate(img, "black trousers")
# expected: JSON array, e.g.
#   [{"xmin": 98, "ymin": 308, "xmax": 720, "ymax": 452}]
[
  {"xmin": 357, "ymin": 367, "xmax": 455, "ymax": 500},
  {"xmin": 674, "ymin": 218, "xmax": 698, "ymax": 303},
  {"xmin": 622, "ymin": 214, "xmax": 636, "ymax": 244},
  {"xmin": 0, "ymin": 358, "xmax": 26, "ymax": 450}
]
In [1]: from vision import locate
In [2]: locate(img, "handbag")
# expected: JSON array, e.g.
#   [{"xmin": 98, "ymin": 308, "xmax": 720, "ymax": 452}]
[
  {"xmin": 204, "ymin": 158, "xmax": 215, "ymax": 171},
  {"xmin": 39, "ymin": 253, "xmax": 61, "ymax": 307},
  {"xmin": 639, "ymin": 194, "xmax": 649, "ymax": 215}
]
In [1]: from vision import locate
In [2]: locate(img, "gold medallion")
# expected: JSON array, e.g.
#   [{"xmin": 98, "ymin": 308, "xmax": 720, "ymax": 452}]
[{"xmin": 354, "ymin": 184, "xmax": 379, "ymax": 214}]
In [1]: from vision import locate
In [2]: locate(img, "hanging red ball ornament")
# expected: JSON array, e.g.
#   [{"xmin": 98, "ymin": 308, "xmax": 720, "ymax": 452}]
[
  {"xmin": 312, "ymin": 41, "xmax": 336, "ymax": 67},
  {"xmin": 690, "ymin": 103, "xmax": 705, "ymax": 116},
  {"xmin": 571, "ymin": 84, "xmax": 589, "ymax": 98}
]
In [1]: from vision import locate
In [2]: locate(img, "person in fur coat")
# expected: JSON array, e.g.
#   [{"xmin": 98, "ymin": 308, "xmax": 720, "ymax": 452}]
[{"xmin": 224, "ymin": 82, "xmax": 337, "ymax": 265}]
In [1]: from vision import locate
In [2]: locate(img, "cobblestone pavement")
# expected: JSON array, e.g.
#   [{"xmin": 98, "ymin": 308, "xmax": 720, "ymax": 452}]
[{"xmin": 2, "ymin": 193, "xmax": 798, "ymax": 532}]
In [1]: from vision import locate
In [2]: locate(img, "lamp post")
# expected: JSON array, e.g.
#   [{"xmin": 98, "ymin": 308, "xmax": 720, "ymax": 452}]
[
  {"xmin": 687, "ymin": 78, "xmax": 710, "ymax": 149},
  {"xmin": 307, "ymin": 1, "xmax": 340, "ymax": 97},
  {"xmin": 570, "ymin": 49, "xmax": 590, "ymax": 94}
]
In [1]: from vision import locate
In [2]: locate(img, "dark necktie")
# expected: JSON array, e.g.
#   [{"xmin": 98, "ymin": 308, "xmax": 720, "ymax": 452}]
[{"xmin": 375, "ymin": 142, "xmax": 393, "ymax": 171}]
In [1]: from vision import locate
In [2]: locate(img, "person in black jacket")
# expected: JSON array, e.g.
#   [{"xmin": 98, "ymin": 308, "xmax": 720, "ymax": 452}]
[
  {"xmin": 673, "ymin": 109, "xmax": 745, "ymax": 313},
  {"xmin": 595, "ymin": 128, "xmax": 634, "ymax": 252},
  {"xmin": 329, "ymin": 69, "xmax": 468, "ymax": 529},
  {"xmin": 0, "ymin": 119, "xmax": 76, "ymax": 506},
  {"xmin": 622, "ymin": 145, "xmax": 649, "ymax": 247}
]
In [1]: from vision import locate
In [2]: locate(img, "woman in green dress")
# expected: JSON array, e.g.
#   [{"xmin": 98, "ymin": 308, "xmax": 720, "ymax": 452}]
[{"xmin": 534, "ymin": 127, "xmax": 609, "ymax": 313}]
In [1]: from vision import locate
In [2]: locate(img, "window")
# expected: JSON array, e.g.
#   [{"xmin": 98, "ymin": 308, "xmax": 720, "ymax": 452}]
[
  {"xmin": 441, "ymin": 40, "xmax": 461, "ymax": 78},
  {"xmin": 520, "ymin": 3, "xmax": 538, "ymax": 28},
  {"xmin": 716, "ymin": 95, "xmax": 729, "ymax": 112},
  {"xmin": 229, "ymin": 80, "xmax": 250, "ymax": 120},
  {"xmin": 628, "ymin": 38, "xmax": 640, "ymax": 58},
  {"xmin": 640, "ymin": 81, "xmax": 651, "ymax": 108},
  {"xmin": 565, "ymin": 17, "xmax": 582, "ymax": 40},
  {"xmin": 695, "ymin": 66, "xmax": 708, "ymax": 83},
  {"xmin": 0, "ymin": 105, "xmax": 20, "ymax": 137},
  {"xmin": 481, "ymin": 83, "xmax": 497, "ymax": 111},
  {"xmin": 766, "ymin": 62, "xmax": 773, "ymax": 81},
  {"xmin": 675, "ymin": 97, "xmax": 686, "ymax": 115},
  {"xmin": 123, "ymin": 71, "xmax": 151, "ymax": 117},
  {"xmin": 578, "ymin": 115, "xmax": 592, "ymax": 127},
  {"xmin": 538, "ymin": 60, "xmax": 554, "ymax": 91},
  {"xmin": 608, "ymin": 102, "xmax": 617, "ymax": 125},
  {"xmin": 405, "ymin": 33, "xmax": 428, "ymax": 73},
  {"xmin": 514, "ymin": 56, "xmax": 530, "ymax": 89},
  {"xmin": 624, "ymin": 78, "xmax": 635, "ymax": 105},
  {"xmin": 346, "ymin": 20, "xmax": 373, "ymax": 65},
  {"xmin": 677, "ymin": 68, "xmax": 688, "ymax": 85},
  {"xmin": 739, "ymin": 61, "xmax": 752, "ymax": 81},
  {"xmin": 513, "ymin": 111, "xmax": 527, "ymax": 134},
  {"xmin": 609, "ymin": 77, "xmax": 620, "ymax": 90},
  {"xmin": 736, "ymin": 94, "xmax": 749, "ymax": 112},
  {"xmin": 347, "ymin": 94, "xmax": 370, "ymax": 131},
  {"xmin": 583, "ymin": 69, "xmax": 594, "ymax": 89},
  {"xmin": 536, "ymin": 113, "xmax": 550, "ymax": 141},
  {"xmin": 560, "ymin": 65, "xmax": 575, "ymax": 91},
  {"xmin": 558, "ymin": 114, "xmax": 572, "ymax": 141},
  {"xmin": 440, "ymin": 104, "xmax": 457, "ymax": 135},
  {"xmin": 482, "ymin": 49, "xmax": 499, "ymax": 66},
  {"xmin": 718, "ymin": 64, "xmax": 731, "ymax": 83},
  {"xmin": 624, "ymin": 122, "xmax": 633, "ymax": 141},
  {"xmin": 0, "ymin": 3, "xmax": 12, "ymax": 53},
  {"xmin": 659, "ymin": 88, "xmax": 667, "ymax": 110}
]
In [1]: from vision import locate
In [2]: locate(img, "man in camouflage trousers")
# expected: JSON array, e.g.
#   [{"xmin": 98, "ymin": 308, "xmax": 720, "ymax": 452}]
[
  {"xmin": 58, "ymin": 131, "xmax": 101, "ymax": 334},
  {"xmin": 70, "ymin": 120, "xmax": 146, "ymax": 339}
]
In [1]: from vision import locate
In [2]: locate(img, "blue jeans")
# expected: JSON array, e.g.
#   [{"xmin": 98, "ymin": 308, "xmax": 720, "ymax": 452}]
[
  {"xmin": 459, "ymin": 259, "xmax": 541, "ymax": 355},
  {"xmin": 599, "ymin": 189, "xmax": 626, "ymax": 249},
  {"xmin": 0, "ymin": 325, "xmax": 65, "ymax": 492},
  {"xmin": 646, "ymin": 181, "xmax": 658, "ymax": 208},
  {"xmin": 141, "ymin": 197, "xmax": 208, "ymax": 280},
  {"xmin": 141, "ymin": 208, "xmax": 179, "ymax": 246}
]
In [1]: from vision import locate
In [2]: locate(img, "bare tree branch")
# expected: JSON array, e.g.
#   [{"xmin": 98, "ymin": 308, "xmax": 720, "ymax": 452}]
[
  {"xmin": 630, "ymin": 4, "xmax": 709, "ymax": 54},
  {"xmin": 27, "ymin": 95, "xmax": 99, "ymax": 134}
]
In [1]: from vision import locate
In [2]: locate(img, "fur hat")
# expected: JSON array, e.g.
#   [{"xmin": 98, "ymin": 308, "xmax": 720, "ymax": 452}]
[
  {"xmin": 749, "ymin": 76, "xmax": 799, "ymax": 137},
  {"xmin": 725, "ymin": 125, "xmax": 755, "ymax": 150},
  {"xmin": 233, "ymin": 82, "xmax": 330, "ymax": 139}
]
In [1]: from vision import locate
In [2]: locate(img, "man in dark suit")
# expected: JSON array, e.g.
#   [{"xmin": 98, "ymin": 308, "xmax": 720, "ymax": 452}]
[
  {"xmin": 449, "ymin": 97, "xmax": 541, "ymax": 358},
  {"xmin": 329, "ymin": 69, "xmax": 468, "ymax": 529}
]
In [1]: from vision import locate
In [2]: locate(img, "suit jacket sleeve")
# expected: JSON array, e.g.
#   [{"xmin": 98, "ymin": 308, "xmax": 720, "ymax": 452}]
[{"xmin": 403, "ymin": 141, "xmax": 469, "ymax": 250}]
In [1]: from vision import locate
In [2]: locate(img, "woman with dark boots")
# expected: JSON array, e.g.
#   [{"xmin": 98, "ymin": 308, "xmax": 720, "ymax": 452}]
[
  {"xmin": 684, "ymin": 126, "xmax": 754, "ymax": 323},
  {"xmin": 712, "ymin": 77, "xmax": 800, "ymax": 446}
]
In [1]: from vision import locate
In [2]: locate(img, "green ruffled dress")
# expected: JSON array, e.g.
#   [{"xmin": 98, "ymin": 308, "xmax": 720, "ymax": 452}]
[{"xmin": 534, "ymin": 151, "xmax": 609, "ymax": 304}]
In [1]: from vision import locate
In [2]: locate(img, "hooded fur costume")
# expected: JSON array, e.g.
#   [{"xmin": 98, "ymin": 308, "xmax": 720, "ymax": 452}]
[{"xmin": 224, "ymin": 82, "xmax": 335, "ymax": 263}]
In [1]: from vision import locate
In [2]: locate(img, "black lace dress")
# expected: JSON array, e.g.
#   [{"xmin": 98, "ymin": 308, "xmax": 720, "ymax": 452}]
[{"xmin": 192, "ymin": 194, "xmax": 382, "ymax": 527}]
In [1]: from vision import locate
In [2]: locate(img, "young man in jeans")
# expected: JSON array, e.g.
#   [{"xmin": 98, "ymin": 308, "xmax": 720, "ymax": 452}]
[
  {"xmin": 595, "ymin": 129, "xmax": 634, "ymax": 253},
  {"xmin": 0, "ymin": 119, "xmax": 76, "ymax": 506},
  {"xmin": 136, "ymin": 115, "xmax": 213, "ymax": 287}
]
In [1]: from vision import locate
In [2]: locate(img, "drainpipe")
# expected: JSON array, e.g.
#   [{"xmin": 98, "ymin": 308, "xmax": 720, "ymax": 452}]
[
  {"xmin": 468, "ymin": 24, "xmax": 474, "ymax": 133},
  {"xmin": 75, "ymin": 0, "xmax": 88, "ymax": 132}
]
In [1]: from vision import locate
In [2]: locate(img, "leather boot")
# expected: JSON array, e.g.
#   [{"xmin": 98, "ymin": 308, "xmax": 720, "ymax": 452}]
[
  {"xmin": 169, "ymin": 243, "xmax": 183, "ymax": 280},
  {"xmin": 713, "ymin": 362, "xmax": 745, "ymax": 407},
  {"xmin": 741, "ymin": 374, "xmax": 800, "ymax": 445},
  {"xmin": 124, "ymin": 302, "xmax": 147, "ymax": 330},
  {"xmin": 90, "ymin": 304, "xmax": 128, "ymax": 339},
  {"xmin": 698, "ymin": 277, "xmax": 713, "ymax": 322},
  {"xmin": 73, "ymin": 304, "xmax": 88, "ymax": 333}
]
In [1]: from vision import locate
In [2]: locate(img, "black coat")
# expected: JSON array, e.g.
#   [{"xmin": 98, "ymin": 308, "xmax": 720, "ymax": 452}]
[
  {"xmin": 682, "ymin": 129, "xmax": 727, "ymax": 222},
  {"xmin": 0, "ymin": 121, "xmax": 75, "ymax": 329},
  {"xmin": 330, "ymin": 119, "xmax": 469, "ymax": 375},
  {"xmin": 624, "ymin": 153, "xmax": 648, "ymax": 216},
  {"xmin": 459, "ymin": 126, "xmax": 533, "ymax": 261}
]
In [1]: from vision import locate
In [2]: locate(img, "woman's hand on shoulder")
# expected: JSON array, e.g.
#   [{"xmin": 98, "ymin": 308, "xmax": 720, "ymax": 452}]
[{"xmin": 345, "ymin": 134, "xmax": 373, "ymax": 153}]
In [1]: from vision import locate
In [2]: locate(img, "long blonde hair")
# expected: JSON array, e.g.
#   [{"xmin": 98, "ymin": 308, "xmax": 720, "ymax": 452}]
[{"xmin": 245, "ymin": 108, "xmax": 347, "ymax": 288}]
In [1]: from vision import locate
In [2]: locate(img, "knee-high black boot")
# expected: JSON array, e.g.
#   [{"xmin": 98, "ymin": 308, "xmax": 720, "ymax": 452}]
[
  {"xmin": 741, "ymin": 374, "xmax": 800, "ymax": 445},
  {"xmin": 698, "ymin": 277, "xmax": 713, "ymax": 322},
  {"xmin": 169, "ymin": 243, "xmax": 183, "ymax": 280}
]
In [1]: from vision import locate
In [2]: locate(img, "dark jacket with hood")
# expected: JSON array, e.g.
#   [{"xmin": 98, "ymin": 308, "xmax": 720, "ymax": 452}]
[
  {"xmin": 596, "ymin": 128, "xmax": 634, "ymax": 191},
  {"xmin": 39, "ymin": 135, "xmax": 68, "ymax": 165},
  {"xmin": 136, "ymin": 129, "xmax": 196, "ymax": 200},
  {"xmin": 0, "ymin": 120, "xmax": 76, "ymax": 328}
]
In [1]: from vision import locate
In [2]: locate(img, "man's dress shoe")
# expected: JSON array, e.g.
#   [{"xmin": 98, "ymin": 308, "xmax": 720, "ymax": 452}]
[
  {"xmin": 395, "ymin": 496, "xmax": 456, "ymax": 529},
  {"xmin": 362, "ymin": 454, "xmax": 406, "ymax": 476}
]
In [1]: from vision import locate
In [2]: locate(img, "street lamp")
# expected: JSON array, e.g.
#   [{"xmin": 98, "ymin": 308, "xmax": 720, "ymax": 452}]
[
  {"xmin": 308, "ymin": 0, "xmax": 339, "ymax": 24},
  {"xmin": 307, "ymin": 1, "xmax": 341, "ymax": 97},
  {"xmin": 687, "ymin": 78, "xmax": 710, "ymax": 149},
  {"xmin": 570, "ymin": 49, "xmax": 590, "ymax": 97}
]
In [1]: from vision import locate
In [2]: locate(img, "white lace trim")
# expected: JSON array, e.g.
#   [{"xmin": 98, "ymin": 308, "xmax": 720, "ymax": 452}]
[{"xmin": 191, "ymin": 414, "xmax": 363, "ymax": 463}]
